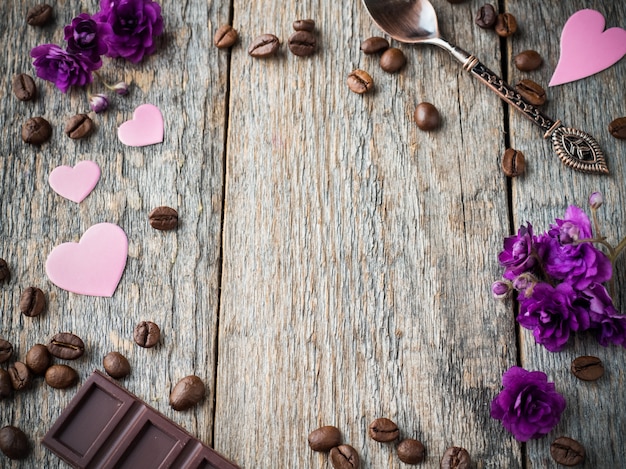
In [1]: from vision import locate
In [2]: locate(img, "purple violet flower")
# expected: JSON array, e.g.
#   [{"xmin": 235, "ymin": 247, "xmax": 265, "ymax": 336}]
[
  {"xmin": 31, "ymin": 44, "xmax": 96, "ymax": 93},
  {"xmin": 95, "ymin": 0, "xmax": 164, "ymax": 63},
  {"xmin": 64, "ymin": 13, "xmax": 112, "ymax": 67},
  {"xmin": 498, "ymin": 223, "xmax": 537, "ymax": 280},
  {"xmin": 582, "ymin": 283, "xmax": 626, "ymax": 347},
  {"xmin": 491, "ymin": 366, "xmax": 566, "ymax": 442}
]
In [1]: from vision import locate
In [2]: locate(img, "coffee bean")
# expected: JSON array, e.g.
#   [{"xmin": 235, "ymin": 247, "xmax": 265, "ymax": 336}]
[
  {"xmin": 26, "ymin": 4, "xmax": 53, "ymax": 26},
  {"xmin": 8, "ymin": 362, "xmax": 31, "ymax": 391},
  {"xmin": 550, "ymin": 437, "xmax": 585, "ymax": 466},
  {"xmin": 441, "ymin": 446, "xmax": 471, "ymax": 469},
  {"xmin": 45, "ymin": 364, "xmax": 78, "ymax": 389},
  {"xmin": 0, "ymin": 369, "xmax": 12, "ymax": 399},
  {"xmin": 347, "ymin": 69, "xmax": 373, "ymax": 94},
  {"xmin": 501, "ymin": 148, "xmax": 526, "ymax": 177},
  {"xmin": 0, "ymin": 258, "xmax": 9, "ymax": 283},
  {"xmin": 25, "ymin": 344, "xmax": 51, "ymax": 375},
  {"xmin": 12, "ymin": 74, "xmax": 37, "ymax": 101},
  {"xmin": 288, "ymin": 30, "xmax": 317, "ymax": 57},
  {"xmin": 571, "ymin": 355, "xmax": 604, "ymax": 381},
  {"xmin": 330, "ymin": 444, "xmax": 360, "ymax": 469},
  {"xmin": 307, "ymin": 425, "xmax": 342, "ymax": 452},
  {"xmin": 494, "ymin": 13, "xmax": 517, "ymax": 37},
  {"xmin": 293, "ymin": 19, "xmax": 315, "ymax": 32},
  {"xmin": 360, "ymin": 36, "xmax": 389, "ymax": 55},
  {"xmin": 414, "ymin": 102, "xmax": 440, "ymax": 131},
  {"xmin": 21, "ymin": 116, "xmax": 52, "ymax": 145},
  {"xmin": 397, "ymin": 438, "xmax": 425, "ymax": 464},
  {"xmin": 0, "ymin": 338, "xmax": 13, "ymax": 363},
  {"xmin": 514, "ymin": 50, "xmax": 543, "ymax": 72},
  {"xmin": 515, "ymin": 79, "xmax": 546, "ymax": 106},
  {"xmin": 48, "ymin": 332, "xmax": 85, "ymax": 360},
  {"xmin": 368, "ymin": 417, "xmax": 399, "ymax": 442},
  {"xmin": 0, "ymin": 426, "xmax": 29, "ymax": 460},
  {"xmin": 149, "ymin": 206, "xmax": 178, "ymax": 230},
  {"xmin": 248, "ymin": 33, "xmax": 280, "ymax": 58},
  {"xmin": 134, "ymin": 321, "xmax": 161, "ymax": 348},
  {"xmin": 214, "ymin": 24, "xmax": 238, "ymax": 49},
  {"xmin": 103, "ymin": 351, "xmax": 131, "ymax": 379},
  {"xmin": 170, "ymin": 375, "xmax": 205, "ymax": 411},
  {"xmin": 475, "ymin": 4, "xmax": 497, "ymax": 29},
  {"xmin": 19, "ymin": 286, "xmax": 46, "ymax": 317},
  {"xmin": 608, "ymin": 117, "xmax": 626, "ymax": 139},
  {"xmin": 65, "ymin": 114, "xmax": 94, "ymax": 139},
  {"xmin": 380, "ymin": 47, "xmax": 406, "ymax": 73}
]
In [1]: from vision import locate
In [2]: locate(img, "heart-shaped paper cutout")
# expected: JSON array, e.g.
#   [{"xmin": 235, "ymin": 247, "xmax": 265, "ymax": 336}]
[
  {"xmin": 49, "ymin": 160, "xmax": 101, "ymax": 203},
  {"xmin": 117, "ymin": 104, "xmax": 164, "ymax": 147},
  {"xmin": 46, "ymin": 223, "xmax": 128, "ymax": 297},
  {"xmin": 550, "ymin": 9, "xmax": 626, "ymax": 86}
]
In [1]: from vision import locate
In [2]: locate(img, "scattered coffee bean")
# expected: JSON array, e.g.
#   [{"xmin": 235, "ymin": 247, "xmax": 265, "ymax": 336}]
[
  {"xmin": 148, "ymin": 206, "xmax": 178, "ymax": 230},
  {"xmin": 515, "ymin": 79, "xmax": 546, "ymax": 106},
  {"xmin": 293, "ymin": 19, "xmax": 315, "ymax": 32},
  {"xmin": 25, "ymin": 344, "xmax": 51, "ymax": 375},
  {"xmin": 103, "ymin": 351, "xmax": 131, "ymax": 379},
  {"xmin": 501, "ymin": 148, "xmax": 526, "ymax": 177},
  {"xmin": 12, "ymin": 73, "xmax": 37, "ymax": 101},
  {"xmin": 21, "ymin": 116, "xmax": 52, "ymax": 145},
  {"xmin": 308, "ymin": 425, "xmax": 342, "ymax": 452},
  {"xmin": 368, "ymin": 417, "xmax": 399, "ymax": 442},
  {"xmin": 0, "ymin": 338, "xmax": 13, "ymax": 363},
  {"xmin": 248, "ymin": 33, "xmax": 280, "ymax": 58},
  {"xmin": 0, "ymin": 369, "xmax": 12, "ymax": 399},
  {"xmin": 329, "ymin": 444, "xmax": 360, "ymax": 469},
  {"xmin": 571, "ymin": 355, "xmax": 604, "ymax": 381},
  {"xmin": 550, "ymin": 436, "xmax": 585, "ymax": 466},
  {"xmin": 8, "ymin": 362, "xmax": 31, "ymax": 391},
  {"xmin": 19, "ymin": 286, "xmax": 46, "ymax": 317},
  {"xmin": 360, "ymin": 36, "xmax": 389, "ymax": 54},
  {"xmin": 414, "ymin": 102, "xmax": 440, "ymax": 131},
  {"xmin": 380, "ymin": 47, "xmax": 406, "ymax": 73},
  {"xmin": 170, "ymin": 375, "xmax": 206, "ymax": 411},
  {"xmin": 494, "ymin": 13, "xmax": 517, "ymax": 37},
  {"xmin": 48, "ymin": 332, "xmax": 85, "ymax": 360},
  {"xmin": 65, "ymin": 114, "xmax": 94, "ymax": 139},
  {"xmin": 288, "ymin": 30, "xmax": 317, "ymax": 57},
  {"xmin": 0, "ymin": 425, "xmax": 29, "ymax": 460},
  {"xmin": 133, "ymin": 321, "xmax": 161, "ymax": 348},
  {"xmin": 214, "ymin": 24, "xmax": 238, "ymax": 49},
  {"xmin": 45, "ymin": 364, "xmax": 78, "ymax": 389},
  {"xmin": 514, "ymin": 50, "xmax": 543, "ymax": 72},
  {"xmin": 347, "ymin": 69, "xmax": 373, "ymax": 94},
  {"xmin": 441, "ymin": 446, "xmax": 471, "ymax": 469},
  {"xmin": 26, "ymin": 4, "xmax": 53, "ymax": 27},
  {"xmin": 0, "ymin": 258, "xmax": 9, "ymax": 283},
  {"xmin": 475, "ymin": 4, "xmax": 497, "ymax": 29},
  {"xmin": 397, "ymin": 438, "xmax": 425, "ymax": 464},
  {"xmin": 608, "ymin": 117, "xmax": 626, "ymax": 139}
]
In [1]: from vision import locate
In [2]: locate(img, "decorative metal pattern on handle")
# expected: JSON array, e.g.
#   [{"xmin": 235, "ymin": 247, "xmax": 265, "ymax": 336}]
[{"xmin": 466, "ymin": 59, "xmax": 609, "ymax": 175}]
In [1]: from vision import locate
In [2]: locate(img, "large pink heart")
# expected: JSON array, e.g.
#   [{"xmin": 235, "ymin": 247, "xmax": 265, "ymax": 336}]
[
  {"xmin": 117, "ymin": 104, "xmax": 164, "ymax": 147},
  {"xmin": 550, "ymin": 9, "xmax": 626, "ymax": 86},
  {"xmin": 46, "ymin": 223, "xmax": 128, "ymax": 297},
  {"xmin": 48, "ymin": 160, "xmax": 100, "ymax": 203}
]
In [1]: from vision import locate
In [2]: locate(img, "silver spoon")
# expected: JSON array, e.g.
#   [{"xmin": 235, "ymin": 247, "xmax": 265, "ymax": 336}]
[{"xmin": 362, "ymin": 0, "xmax": 608, "ymax": 175}]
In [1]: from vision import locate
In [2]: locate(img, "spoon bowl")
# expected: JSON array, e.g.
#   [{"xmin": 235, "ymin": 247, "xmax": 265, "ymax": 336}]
[{"xmin": 364, "ymin": 0, "xmax": 439, "ymax": 43}]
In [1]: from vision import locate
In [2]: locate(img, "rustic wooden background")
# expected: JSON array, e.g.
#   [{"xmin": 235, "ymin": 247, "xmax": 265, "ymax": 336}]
[{"xmin": 1, "ymin": 0, "xmax": 624, "ymax": 467}]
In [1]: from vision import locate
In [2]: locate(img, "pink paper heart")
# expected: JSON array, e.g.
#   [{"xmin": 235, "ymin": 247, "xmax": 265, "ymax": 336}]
[
  {"xmin": 48, "ymin": 160, "xmax": 101, "ymax": 203},
  {"xmin": 46, "ymin": 223, "xmax": 128, "ymax": 297},
  {"xmin": 117, "ymin": 104, "xmax": 164, "ymax": 147},
  {"xmin": 550, "ymin": 9, "xmax": 626, "ymax": 86}
]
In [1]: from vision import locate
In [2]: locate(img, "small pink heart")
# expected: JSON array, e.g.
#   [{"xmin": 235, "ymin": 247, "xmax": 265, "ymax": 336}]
[
  {"xmin": 117, "ymin": 104, "xmax": 164, "ymax": 147},
  {"xmin": 48, "ymin": 160, "xmax": 101, "ymax": 203},
  {"xmin": 550, "ymin": 9, "xmax": 626, "ymax": 86},
  {"xmin": 46, "ymin": 223, "xmax": 128, "ymax": 297}
]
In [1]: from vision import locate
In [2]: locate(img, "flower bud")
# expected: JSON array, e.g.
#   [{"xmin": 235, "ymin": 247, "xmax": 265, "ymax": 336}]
[
  {"xmin": 588, "ymin": 192, "xmax": 603, "ymax": 210},
  {"xmin": 89, "ymin": 93, "xmax": 109, "ymax": 113},
  {"xmin": 513, "ymin": 273, "xmax": 538, "ymax": 297},
  {"xmin": 492, "ymin": 280, "xmax": 512, "ymax": 299},
  {"xmin": 112, "ymin": 81, "xmax": 130, "ymax": 96}
]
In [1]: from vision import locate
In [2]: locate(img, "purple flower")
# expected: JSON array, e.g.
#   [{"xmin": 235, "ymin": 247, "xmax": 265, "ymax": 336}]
[
  {"xmin": 582, "ymin": 283, "xmax": 626, "ymax": 347},
  {"xmin": 96, "ymin": 0, "xmax": 164, "ymax": 63},
  {"xmin": 64, "ymin": 13, "xmax": 112, "ymax": 66},
  {"xmin": 518, "ymin": 282, "xmax": 590, "ymax": 352},
  {"xmin": 498, "ymin": 223, "xmax": 538, "ymax": 280},
  {"xmin": 31, "ymin": 44, "xmax": 96, "ymax": 93},
  {"xmin": 588, "ymin": 192, "xmax": 603, "ymax": 210},
  {"xmin": 89, "ymin": 93, "xmax": 109, "ymax": 113},
  {"xmin": 491, "ymin": 366, "xmax": 566, "ymax": 442}
]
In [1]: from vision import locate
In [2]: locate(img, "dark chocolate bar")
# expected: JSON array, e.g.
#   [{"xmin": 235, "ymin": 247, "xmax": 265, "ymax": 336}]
[{"xmin": 42, "ymin": 370, "xmax": 239, "ymax": 469}]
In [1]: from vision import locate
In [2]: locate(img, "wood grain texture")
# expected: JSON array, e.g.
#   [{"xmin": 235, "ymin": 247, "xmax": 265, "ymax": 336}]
[{"xmin": 0, "ymin": 0, "xmax": 624, "ymax": 468}]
